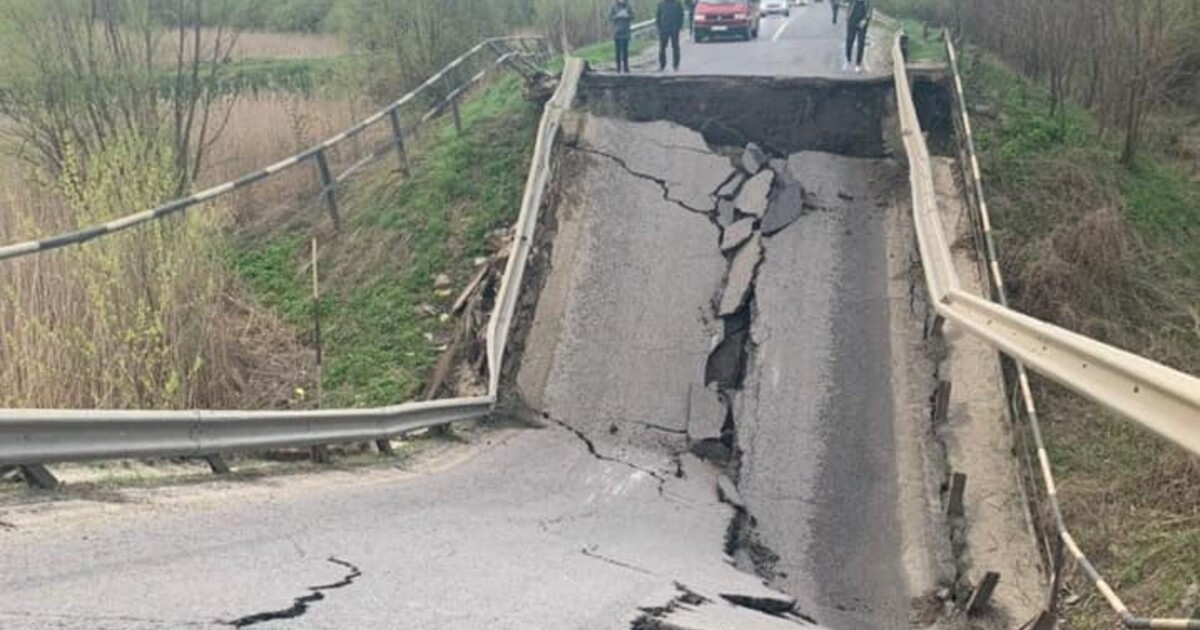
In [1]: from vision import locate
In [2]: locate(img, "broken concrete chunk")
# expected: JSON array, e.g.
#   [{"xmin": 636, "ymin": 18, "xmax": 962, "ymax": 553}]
[
  {"xmin": 718, "ymin": 233, "xmax": 762, "ymax": 316},
  {"xmin": 768, "ymin": 158, "xmax": 788, "ymax": 175},
  {"xmin": 761, "ymin": 179, "xmax": 806, "ymax": 236},
  {"xmin": 717, "ymin": 474, "xmax": 745, "ymax": 510},
  {"xmin": 434, "ymin": 273, "xmax": 452, "ymax": 289},
  {"xmin": 717, "ymin": 199, "xmax": 737, "ymax": 226},
  {"xmin": 742, "ymin": 143, "xmax": 768, "ymax": 175},
  {"xmin": 688, "ymin": 384, "xmax": 727, "ymax": 442},
  {"xmin": 720, "ymin": 218, "xmax": 756, "ymax": 253},
  {"xmin": 716, "ymin": 173, "xmax": 745, "ymax": 199},
  {"xmin": 734, "ymin": 170, "xmax": 773, "ymax": 218}
]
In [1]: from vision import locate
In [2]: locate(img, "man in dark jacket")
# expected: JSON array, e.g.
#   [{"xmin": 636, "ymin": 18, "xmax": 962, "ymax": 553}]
[
  {"xmin": 610, "ymin": 0, "xmax": 634, "ymax": 73},
  {"xmin": 845, "ymin": 0, "xmax": 872, "ymax": 72},
  {"xmin": 656, "ymin": 0, "xmax": 684, "ymax": 71}
]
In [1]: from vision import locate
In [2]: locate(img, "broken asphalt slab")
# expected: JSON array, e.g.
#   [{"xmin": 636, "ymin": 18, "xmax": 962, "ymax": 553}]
[
  {"xmin": 578, "ymin": 116, "xmax": 735, "ymax": 212},
  {"xmin": 761, "ymin": 174, "xmax": 805, "ymax": 236},
  {"xmin": 742, "ymin": 143, "xmax": 769, "ymax": 175},
  {"xmin": 716, "ymin": 173, "xmax": 745, "ymax": 200},
  {"xmin": 718, "ymin": 233, "xmax": 763, "ymax": 316},
  {"xmin": 734, "ymin": 170, "xmax": 773, "ymax": 217},
  {"xmin": 717, "ymin": 199, "xmax": 737, "ymax": 226},
  {"xmin": 720, "ymin": 217, "xmax": 756, "ymax": 252}
]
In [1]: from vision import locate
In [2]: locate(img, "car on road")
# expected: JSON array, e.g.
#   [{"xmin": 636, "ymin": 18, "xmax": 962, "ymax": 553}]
[
  {"xmin": 693, "ymin": 0, "xmax": 761, "ymax": 42},
  {"xmin": 761, "ymin": 0, "xmax": 790, "ymax": 16}
]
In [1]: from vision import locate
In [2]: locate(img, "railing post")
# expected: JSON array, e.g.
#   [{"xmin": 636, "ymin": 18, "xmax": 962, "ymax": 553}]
[
  {"xmin": 387, "ymin": 108, "xmax": 410, "ymax": 174},
  {"xmin": 442, "ymin": 74, "xmax": 463, "ymax": 134},
  {"xmin": 314, "ymin": 149, "xmax": 340, "ymax": 230},
  {"xmin": 1032, "ymin": 533, "xmax": 1066, "ymax": 630}
]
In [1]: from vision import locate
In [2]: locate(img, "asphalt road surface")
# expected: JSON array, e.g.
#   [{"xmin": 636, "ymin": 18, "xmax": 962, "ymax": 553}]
[
  {"xmin": 0, "ymin": 16, "xmax": 938, "ymax": 630},
  {"xmin": 629, "ymin": 2, "xmax": 891, "ymax": 77}
]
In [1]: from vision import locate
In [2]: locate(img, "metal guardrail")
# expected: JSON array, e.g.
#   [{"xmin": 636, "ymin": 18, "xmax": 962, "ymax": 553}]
[
  {"xmin": 896, "ymin": 33, "xmax": 1200, "ymax": 629},
  {"xmin": 487, "ymin": 58, "xmax": 586, "ymax": 395},
  {"xmin": 891, "ymin": 36, "xmax": 1200, "ymax": 455},
  {"xmin": 0, "ymin": 37, "xmax": 579, "ymax": 471}
]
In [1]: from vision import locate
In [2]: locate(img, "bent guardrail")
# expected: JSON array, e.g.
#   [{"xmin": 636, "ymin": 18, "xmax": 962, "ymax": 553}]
[
  {"xmin": 895, "ymin": 33, "xmax": 1200, "ymax": 629},
  {"xmin": 0, "ymin": 40, "xmax": 587, "ymax": 478}
]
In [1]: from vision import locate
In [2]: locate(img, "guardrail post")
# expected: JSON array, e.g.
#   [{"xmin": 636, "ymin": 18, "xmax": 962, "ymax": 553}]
[
  {"xmin": 933, "ymin": 380, "xmax": 952, "ymax": 425},
  {"xmin": 966, "ymin": 571, "xmax": 1000, "ymax": 615},
  {"xmin": 314, "ymin": 149, "xmax": 340, "ymax": 230},
  {"xmin": 203, "ymin": 455, "xmax": 231, "ymax": 475},
  {"xmin": 18, "ymin": 464, "xmax": 58, "ymax": 490},
  {"xmin": 947, "ymin": 471, "xmax": 967, "ymax": 518},
  {"xmin": 387, "ymin": 109, "xmax": 411, "ymax": 175},
  {"xmin": 441, "ymin": 75, "xmax": 463, "ymax": 134},
  {"xmin": 374, "ymin": 439, "xmax": 395, "ymax": 456},
  {"xmin": 1032, "ymin": 533, "xmax": 1066, "ymax": 630},
  {"xmin": 450, "ymin": 91, "xmax": 463, "ymax": 134}
]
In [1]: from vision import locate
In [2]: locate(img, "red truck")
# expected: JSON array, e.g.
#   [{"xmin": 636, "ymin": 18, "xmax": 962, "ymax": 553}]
[{"xmin": 692, "ymin": 0, "xmax": 762, "ymax": 42}]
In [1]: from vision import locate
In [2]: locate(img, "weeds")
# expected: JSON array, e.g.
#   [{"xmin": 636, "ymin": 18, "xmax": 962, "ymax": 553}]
[{"xmin": 233, "ymin": 75, "xmax": 537, "ymax": 407}]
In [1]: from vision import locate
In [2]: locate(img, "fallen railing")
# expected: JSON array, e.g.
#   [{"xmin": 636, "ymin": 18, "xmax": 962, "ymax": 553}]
[
  {"xmin": 0, "ymin": 41, "xmax": 587, "ymax": 482},
  {"xmin": 894, "ymin": 32, "xmax": 1200, "ymax": 630}
]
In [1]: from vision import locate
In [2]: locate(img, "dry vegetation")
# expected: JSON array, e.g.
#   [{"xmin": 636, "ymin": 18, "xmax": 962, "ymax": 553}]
[{"xmin": 222, "ymin": 29, "xmax": 345, "ymax": 59}]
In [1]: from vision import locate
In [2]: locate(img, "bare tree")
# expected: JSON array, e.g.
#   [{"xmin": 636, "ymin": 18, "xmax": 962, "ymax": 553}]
[{"xmin": 0, "ymin": 0, "xmax": 241, "ymax": 193}]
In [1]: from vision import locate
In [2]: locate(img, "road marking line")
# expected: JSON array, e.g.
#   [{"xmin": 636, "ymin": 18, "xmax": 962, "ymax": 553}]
[{"xmin": 771, "ymin": 15, "xmax": 796, "ymax": 42}]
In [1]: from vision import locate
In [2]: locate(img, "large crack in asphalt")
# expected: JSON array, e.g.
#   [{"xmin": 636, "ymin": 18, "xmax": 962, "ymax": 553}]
[
  {"xmin": 223, "ymin": 557, "xmax": 361, "ymax": 627},
  {"xmin": 553, "ymin": 117, "xmax": 817, "ymax": 627},
  {"xmin": 567, "ymin": 145, "xmax": 715, "ymax": 216},
  {"xmin": 624, "ymin": 135, "xmax": 815, "ymax": 628},
  {"xmin": 504, "ymin": 398, "xmax": 675, "ymax": 493}
]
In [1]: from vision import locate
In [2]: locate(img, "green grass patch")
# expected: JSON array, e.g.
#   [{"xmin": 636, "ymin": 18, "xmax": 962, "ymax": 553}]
[
  {"xmin": 234, "ymin": 74, "xmax": 537, "ymax": 406},
  {"xmin": 546, "ymin": 35, "xmax": 655, "ymax": 73},
  {"xmin": 889, "ymin": 17, "xmax": 945, "ymax": 63},
  {"xmin": 213, "ymin": 56, "xmax": 360, "ymax": 96}
]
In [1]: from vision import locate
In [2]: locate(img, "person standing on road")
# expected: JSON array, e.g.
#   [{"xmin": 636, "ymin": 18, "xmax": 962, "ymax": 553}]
[
  {"xmin": 656, "ymin": 0, "xmax": 684, "ymax": 71},
  {"xmin": 611, "ymin": 0, "xmax": 635, "ymax": 73},
  {"xmin": 845, "ymin": 0, "xmax": 872, "ymax": 72},
  {"xmin": 831, "ymin": 0, "xmax": 840, "ymax": 24}
]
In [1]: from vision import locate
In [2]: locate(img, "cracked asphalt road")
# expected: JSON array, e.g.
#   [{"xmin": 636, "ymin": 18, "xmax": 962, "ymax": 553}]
[
  {"xmin": 0, "ymin": 27, "xmax": 938, "ymax": 630},
  {"xmin": 626, "ymin": 4, "xmax": 891, "ymax": 77}
]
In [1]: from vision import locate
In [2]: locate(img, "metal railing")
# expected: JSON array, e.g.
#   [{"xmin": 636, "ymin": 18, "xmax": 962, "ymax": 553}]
[
  {"xmin": 0, "ymin": 38, "xmax": 577, "ymax": 472},
  {"xmin": 895, "ymin": 32, "xmax": 1200, "ymax": 629}
]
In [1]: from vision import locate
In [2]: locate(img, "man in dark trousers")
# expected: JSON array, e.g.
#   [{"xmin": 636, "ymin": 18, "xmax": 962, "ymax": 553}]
[
  {"xmin": 845, "ymin": 0, "xmax": 872, "ymax": 72},
  {"xmin": 656, "ymin": 0, "xmax": 684, "ymax": 71},
  {"xmin": 831, "ymin": 0, "xmax": 839, "ymax": 24},
  {"xmin": 610, "ymin": 0, "xmax": 634, "ymax": 73}
]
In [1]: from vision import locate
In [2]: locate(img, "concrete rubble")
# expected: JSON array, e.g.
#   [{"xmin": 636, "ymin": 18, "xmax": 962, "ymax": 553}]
[
  {"xmin": 742, "ymin": 142, "xmax": 768, "ymax": 174},
  {"xmin": 720, "ymin": 217, "xmax": 756, "ymax": 252},
  {"xmin": 734, "ymin": 170, "xmax": 773, "ymax": 217},
  {"xmin": 716, "ymin": 173, "xmax": 745, "ymax": 199},
  {"xmin": 716, "ymin": 199, "xmax": 737, "ymax": 226},
  {"xmin": 718, "ymin": 233, "xmax": 762, "ymax": 316}
]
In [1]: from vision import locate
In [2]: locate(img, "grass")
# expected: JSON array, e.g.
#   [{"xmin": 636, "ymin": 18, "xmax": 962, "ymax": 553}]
[
  {"xmin": 887, "ymin": 16, "xmax": 946, "ymax": 63},
  {"xmin": 234, "ymin": 74, "xmax": 538, "ymax": 407},
  {"xmin": 958, "ymin": 45, "xmax": 1200, "ymax": 626},
  {"xmin": 547, "ymin": 35, "xmax": 655, "ymax": 73}
]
